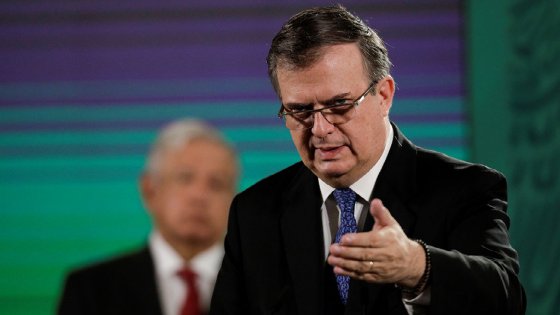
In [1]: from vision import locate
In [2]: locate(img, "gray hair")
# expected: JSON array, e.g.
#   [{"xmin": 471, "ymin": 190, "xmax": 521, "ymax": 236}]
[
  {"xmin": 267, "ymin": 4, "xmax": 392, "ymax": 99},
  {"xmin": 144, "ymin": 119, "xmax": 237, "ymax": 178}
]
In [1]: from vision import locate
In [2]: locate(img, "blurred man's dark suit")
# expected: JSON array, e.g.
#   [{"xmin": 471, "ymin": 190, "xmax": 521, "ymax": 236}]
[{"xmin": 58, "ymin": 246, "xmax": 163, "ymax": 315}]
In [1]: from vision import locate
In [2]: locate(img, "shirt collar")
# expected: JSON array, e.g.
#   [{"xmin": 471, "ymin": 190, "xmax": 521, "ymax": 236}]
[
  {"xmin": 149, "ymin": 230, "xmax": 224, "ymax": 278},
  {"xmin": 189, "ymin": 242, "xmax": 224, "ymax": 279},
  {"xmin": 149, "ymin": 230, "xmax": 184, "ymax": 278},
  {"xmin": 318, "ymin": 125, "xmax": 394, "ymax": 202}
]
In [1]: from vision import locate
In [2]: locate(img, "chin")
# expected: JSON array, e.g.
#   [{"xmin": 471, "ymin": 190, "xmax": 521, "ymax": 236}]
[
  {"xmin": 177, "ymin": 227, "xmax": 208, "ymax": 239},
  {"xmin": 180, "ymin": 233, "xmax": 212, "ymax": 245},
  {"xmin": 314, "ymin": 165, "xmax": 360, "ymax": 187},
  {"xmin": 315, "ymin": 161, "xmax": 354, "ymax": 177},
  {"xmin": 315, "ymin": 169, "xmax": 351, "ymax": 186}
]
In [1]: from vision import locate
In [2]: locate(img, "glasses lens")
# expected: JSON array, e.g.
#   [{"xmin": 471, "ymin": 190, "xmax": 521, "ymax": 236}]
[
  {"xmin": 283, "ymin": 105, "xmax": 357, "ymax": 130},
  {"xmin": 284, "ymin": 112, "xmax": 312, "ymax": 130},
  {"xmin": 324, "ymin": 104, "xmax": 356, "ymax": 125}
]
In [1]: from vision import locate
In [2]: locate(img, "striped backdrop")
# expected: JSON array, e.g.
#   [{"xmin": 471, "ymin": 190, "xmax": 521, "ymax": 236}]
[{"xmin": 0, "ymin": 1, "xmax": 465, "ymax": 314}]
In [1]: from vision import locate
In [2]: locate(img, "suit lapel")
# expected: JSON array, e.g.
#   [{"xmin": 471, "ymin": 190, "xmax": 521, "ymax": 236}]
[
  {"xmin": 348, "ymin": 123, "xmax": 419, "ymax": 312},
  {"xmin": 130, "ymin": 247, "xmax": 164, "ymax": 315},
  {"xmin": 367, "ymin": 178, "xmax": 416, "ymax": 236},
  {"xmin": 280, "ymin": 165, "xmax": 325, "ymax": 315},
  {"xmin": 368, "ymin": 122, "xmax": 419, "ymax": 235}
]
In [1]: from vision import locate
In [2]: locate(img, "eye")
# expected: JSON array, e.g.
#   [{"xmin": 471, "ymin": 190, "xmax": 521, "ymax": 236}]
[
  {"xmin": 328, "ymin": 104, "xmax": 353, "ymax": 115},
  {"xmin": 286, "ymin": 104, "xmax": 311, "ymax": 113},
  {"xmin": 209, "ymin": 176, "xmax": 233, "ymax": 192},
  {"xmin": 334, "ymin": 99, "xmax": 350, "ymax": 105}
]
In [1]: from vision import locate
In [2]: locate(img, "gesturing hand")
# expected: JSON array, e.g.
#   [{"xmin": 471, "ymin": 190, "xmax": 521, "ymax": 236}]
[{"xmin": 327, "ymin": 199, "xmax": 426, "ymax": 291}]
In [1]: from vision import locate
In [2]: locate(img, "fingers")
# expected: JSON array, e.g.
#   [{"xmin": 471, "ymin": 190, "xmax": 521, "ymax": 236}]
[
  {"xmin": 338, "ymin": 221, "xmax": 398, "ymax": 248},
  {"xmin": 370, "ymin": 198, "xmax": 397, "ymax": 230},
  {"xmin": 328, "ymin": 199, "xmax": 412, "ymax": 284},
  {"xmin": 328, "ymin": 241, "xmax": 394, "ymax": 282},
  {"xmin": 331, "ymin": 258, "xmax": 377, "ymax": 276},
  {"xmin": 337, "ymin": 198, "xmax": 395, "ymax": 246},
  {"xmin": 329, "ymin": 243, "xmax": 387, "ymax": 261},
  {"xmin": 328, "ymin": 256, "xmax": 392, "ymax": 283},
  {"xmin": 328, "ymin": 253, "xmax": 375, "ymax": 275},
  {"xmin": 327, "ymin": 243, "xmax": 406, "ymax": 284},
  {"xmin": 338, "ymin": 230, "xmax": 382, "ymax": 247}
]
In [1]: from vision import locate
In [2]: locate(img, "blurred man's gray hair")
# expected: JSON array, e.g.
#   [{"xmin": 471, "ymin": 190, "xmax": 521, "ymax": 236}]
[{"xmin": 145, "ymin": 119, "xmax": 237, "ymax": 177}]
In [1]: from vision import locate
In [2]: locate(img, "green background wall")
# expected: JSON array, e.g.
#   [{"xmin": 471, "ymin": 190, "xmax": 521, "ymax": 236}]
[{"xmin": 468, "ymin": 1, "xmax": 560, "ymax": 314}]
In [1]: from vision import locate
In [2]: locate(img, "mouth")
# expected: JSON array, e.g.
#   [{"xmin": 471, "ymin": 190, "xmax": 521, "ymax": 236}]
[
  {"xmin": 316, "ymin": 146, "xmax": 340, "ymax": 151},
  {"xmin": 314, "ymin": 145, "xmax": 344, "ymax": 159}
]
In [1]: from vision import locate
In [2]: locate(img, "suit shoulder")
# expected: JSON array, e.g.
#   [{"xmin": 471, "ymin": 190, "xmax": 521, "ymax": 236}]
[
  {"xmin": 416, "ymin": 146, "xmax": 505, "ymax": 181},
  {"xmin": 414, "ymin": 147, "xmax": 507, "ymax": 201},
  {"xmin": 410, "ymin": 147, "xmax": 509, "ymax": 229},
  {"xmin": 240, "ymin": 161, "xmax": 306, "ymax": 197},
  {"xmin": 65, "ymin": 247, "xmax": 151, "ymax": 283}
]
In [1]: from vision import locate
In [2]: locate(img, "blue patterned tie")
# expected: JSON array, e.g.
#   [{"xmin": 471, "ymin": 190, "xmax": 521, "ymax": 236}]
[{"xmin": 332, "ymin": 188, "xmax": 357, "ymax": 305}]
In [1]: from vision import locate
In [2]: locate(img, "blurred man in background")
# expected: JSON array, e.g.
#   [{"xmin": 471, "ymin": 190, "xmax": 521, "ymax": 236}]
[{"xmin": 58, "ymin": 119, "xmax": 239, "ymax": 315}]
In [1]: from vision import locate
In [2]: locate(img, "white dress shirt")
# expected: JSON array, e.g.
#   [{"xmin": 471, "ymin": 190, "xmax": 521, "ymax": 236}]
[
  {"xmin": 318, "ymin": 127, "xmax": 393, "ymax": 257},
  {"xmin": 317, "ymin": 126, "xmax": 430, "ymax": 314},
  {"xmin": 149, "ymin": 231, "xmax": 224, "ymax": 315}
]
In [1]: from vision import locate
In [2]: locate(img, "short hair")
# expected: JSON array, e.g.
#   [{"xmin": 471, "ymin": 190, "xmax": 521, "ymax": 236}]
[
  {"xmin": 267, "ymin": 4, "xmax": 392, "ymax": 99},
  {"xmin": 144, "ymin": 119, "xmax": 238, "ymax": 179}
]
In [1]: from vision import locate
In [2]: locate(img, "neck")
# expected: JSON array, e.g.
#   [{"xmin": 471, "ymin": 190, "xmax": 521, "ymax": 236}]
[
  {"xmin": 318, "ymin": 120, "xmax": 392, "ymax": 189},
  {"xmin": 160, "ymin": 232, "xmax": 216, "ymax": 263}
]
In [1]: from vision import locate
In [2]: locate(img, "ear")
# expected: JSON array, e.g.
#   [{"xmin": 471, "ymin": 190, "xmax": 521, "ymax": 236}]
[
  {"xmin": 140, "ymin": 173, "xmax": 157, "ymax": 214},
  {"xmin": 376, "ymin": 75, "xmax": 395, "ymax": 117}
]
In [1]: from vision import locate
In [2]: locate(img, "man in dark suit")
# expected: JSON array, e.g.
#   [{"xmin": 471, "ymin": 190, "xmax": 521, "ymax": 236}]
[
  {"xmin": 210, "ymin": 5, "xmax": 525, "ymax": 315},
  {"xmin": 58, "ymin": 119, "xmax": 239, "ymax": 315}
]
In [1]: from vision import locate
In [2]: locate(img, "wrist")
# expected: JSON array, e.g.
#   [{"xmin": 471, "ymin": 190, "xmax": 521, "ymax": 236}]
[{"xmin": 395, "ymin": 239, "xmax": 431, "ymax": 294}]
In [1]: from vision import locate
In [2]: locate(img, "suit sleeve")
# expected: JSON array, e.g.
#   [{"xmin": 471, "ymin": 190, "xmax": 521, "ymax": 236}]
[
  {"xmin": 428, "ymin": 169, "xmax": 526, "ymax": 315},
  {"xmin": 209, "ymin": 195, "xmax": 250, "ymax": 315}
]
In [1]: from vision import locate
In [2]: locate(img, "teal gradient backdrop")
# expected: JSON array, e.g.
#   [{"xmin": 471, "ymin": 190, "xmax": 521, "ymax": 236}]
[
  {"xmin": 0, "ymin": 1, "xmax": 466, "ymax": 314},
  {"xmin": 468, "ymin": 1, "xmax": 560, "ymax": 314}
]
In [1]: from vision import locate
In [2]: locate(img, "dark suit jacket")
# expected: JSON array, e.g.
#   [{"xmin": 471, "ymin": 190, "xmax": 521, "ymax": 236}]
[
  {"xmin": 58, "ymin": 246, "xmax": 163, "ymax": 315},
  {"xmin": 210, "ymin": 123, "xmax": 526, "ymax": 315}
]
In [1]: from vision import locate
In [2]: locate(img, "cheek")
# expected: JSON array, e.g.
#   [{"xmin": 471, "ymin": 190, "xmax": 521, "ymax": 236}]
[
  {"xmin": 154, "ymin": 191, "xmax": 186, "ymax": 218},
  {"xmin": 291, "ymin": 131, "xmax": 312, "ymax": 157},
  {"xmin": 353, "ymin": 120, "xmax": 386, "ymax": 160},
  {"xmin": 208, "ymin": 197, "xmax": 232, "ymax": 225}
]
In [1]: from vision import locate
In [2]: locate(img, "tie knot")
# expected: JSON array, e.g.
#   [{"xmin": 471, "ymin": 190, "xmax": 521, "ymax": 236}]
[
  {"xmin": 178, "ymin": 267, "xmax": 197, "ymax": 286},
  {"xmin": 333, "ymin": 188, "xmax": 357, "ymax": 214}
]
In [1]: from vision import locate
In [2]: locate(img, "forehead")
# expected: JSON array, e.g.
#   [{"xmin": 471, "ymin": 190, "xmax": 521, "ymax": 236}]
[
  {"xmin": 276, "ymin": 43, "xmax": 368, "ymax": 100},
  {"xmin": 161, "ymin": 139, "xmax": 235, "ymax": 170}
]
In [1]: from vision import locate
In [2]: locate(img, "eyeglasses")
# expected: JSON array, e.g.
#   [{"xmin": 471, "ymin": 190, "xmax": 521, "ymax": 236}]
[{"xmin": 277, "ymin": 83, "xmax": 375, "ymax": 131}]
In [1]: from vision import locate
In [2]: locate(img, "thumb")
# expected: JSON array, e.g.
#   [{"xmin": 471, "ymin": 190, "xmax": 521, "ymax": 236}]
[{"xmin": 370, "ymin": 198, "xmax": 396, "ymax": 230}]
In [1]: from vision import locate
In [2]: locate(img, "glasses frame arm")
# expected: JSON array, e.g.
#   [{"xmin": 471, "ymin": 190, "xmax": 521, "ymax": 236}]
[{"xmin": 277, "ymin": 83, "xmax": 374, "ymax": 119}]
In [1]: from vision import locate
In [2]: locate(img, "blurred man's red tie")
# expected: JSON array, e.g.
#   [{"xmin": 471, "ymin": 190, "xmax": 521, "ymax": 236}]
[{"xmin": 178, "ymin": 268, "xmax": 201, "ymax": 315}]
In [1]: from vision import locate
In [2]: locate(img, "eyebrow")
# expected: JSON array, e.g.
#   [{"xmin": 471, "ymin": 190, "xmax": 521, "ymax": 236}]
[{"xmin": 283, "ymin": 91, "xmax": 352, "ymax": 108}]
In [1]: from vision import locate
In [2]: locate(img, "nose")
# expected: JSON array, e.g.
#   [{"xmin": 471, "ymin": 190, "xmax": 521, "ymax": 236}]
[
  {"xmin": 186, "ymin": 178, "xmax": 211, "ymax": 202},
  {"xmin": 311, "ymin": 111, "xmax": 334, "ymax": 139}
]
